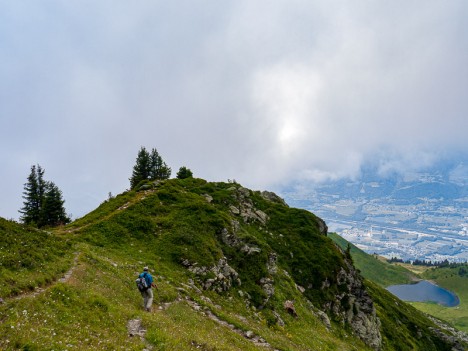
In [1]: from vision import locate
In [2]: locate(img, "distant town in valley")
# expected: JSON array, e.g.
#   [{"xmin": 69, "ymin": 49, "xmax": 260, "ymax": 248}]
[{"xmin": 282, "ymin": 162, "xmax": 468, "ymax": 263}]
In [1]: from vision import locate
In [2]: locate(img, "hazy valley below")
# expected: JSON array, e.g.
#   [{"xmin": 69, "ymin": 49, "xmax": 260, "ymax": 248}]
[{"xmin": 283, "ymin": 162, "xmax": 468, "ymax": 262}]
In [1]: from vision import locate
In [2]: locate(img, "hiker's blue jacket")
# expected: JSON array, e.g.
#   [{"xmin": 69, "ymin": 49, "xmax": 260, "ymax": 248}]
[{"xmin": 139, "ymin": 272, "xmax": 153, "ymax": 287}]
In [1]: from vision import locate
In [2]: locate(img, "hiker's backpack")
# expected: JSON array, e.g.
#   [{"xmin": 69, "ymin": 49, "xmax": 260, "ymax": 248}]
[{"xmin": 136, "ymin": 273, "xmax": 149, "ymax": 292}]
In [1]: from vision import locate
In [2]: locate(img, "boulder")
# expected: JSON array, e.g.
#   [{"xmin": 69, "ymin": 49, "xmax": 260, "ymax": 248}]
[
  {"xmin": 317, "ymin": 311, "xmax": 332, "ymax": 329},
  {"xmin": 255, "ymin": 210, "xmax": 268, "ymax": 225},
  {"xmin": 261, "ymin": 191, "xmax": 288, "ymax": 206},
  {"xmin": 284, "ymin": 300, "xmax": 298, "ymax": 317},
  {"xmin": 203, "ymin": 194, "xmax": 213, "ymax": 203},
  {"xmin": 127, "ymin": 319, "xmax": 146, "ymax": 337}
]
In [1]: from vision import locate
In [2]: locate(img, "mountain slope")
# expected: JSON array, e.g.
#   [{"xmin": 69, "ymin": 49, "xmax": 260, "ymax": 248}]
[
  {"xmin": 0, "ymin": 217, "xmax": 75, "ymax": 297},
  {"xmin": 330, "ymin": 232, "xmax": 468, "ymax": 334},
  {"xmin": 415, "ymin": 265, "xmax": 468, "ymax": 333},
  {"xmin": 328, "ymin": 232, "xmax": 418, "ymax": 287},
  {"xmin": 0, "ymin": 178, "xmax": 465, "ymax": 350}
]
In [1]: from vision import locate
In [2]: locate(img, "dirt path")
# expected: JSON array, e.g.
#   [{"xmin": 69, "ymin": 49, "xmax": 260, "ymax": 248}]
[{"xmin": 10, "ymin": 251, "xmax": 80, "ymax": 301}]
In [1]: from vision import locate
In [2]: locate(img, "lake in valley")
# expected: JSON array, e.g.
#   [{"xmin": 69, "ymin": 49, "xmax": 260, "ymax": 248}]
[{"xmin": 387, "ymin": 280, "xmax": 459, "ymax": 307}]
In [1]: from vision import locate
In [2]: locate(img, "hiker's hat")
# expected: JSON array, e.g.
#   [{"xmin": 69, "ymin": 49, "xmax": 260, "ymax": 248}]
[{"xmin": 143, "ymin": 266, "xmax": 149, "ymax": 271}]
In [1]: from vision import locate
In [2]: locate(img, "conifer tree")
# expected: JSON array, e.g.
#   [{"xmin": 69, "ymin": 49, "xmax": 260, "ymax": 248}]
[
  {"xmin": 159, "ymin": 161, "xmax": 172, "ymax": 180},
  {"xmin": 149, "ymin": 148, "xmax": 172, "ymax": 180},
  {"xmin": 149, "ymin": 148, "xmax": 161, "ymax": 180},
  {"xmin": 130, "ymin": 147, "xmax": 172, "ymax": 188},
  {"xmin": 19, "ymin": 165, "xmax": 43, "ymax": 225},
  {"xmin": 176, "ymin": 166, "xmax": 193, "ymax": 179},
  {"xmin": 130, "ymin": 147, "xmax": 151, "ymax": 188},
  {"xmin": 19, "ymin": 165, "xmax": 70, "ymax": 227},
  {"xmin": 41, "ymin": 181, "xmax": 70, "ymax": 226}
]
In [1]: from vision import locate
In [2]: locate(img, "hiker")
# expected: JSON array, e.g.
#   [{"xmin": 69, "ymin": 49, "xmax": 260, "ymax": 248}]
[{"xmin": 138, "ymin": 266, "xmax": 157, "ymax": 312}]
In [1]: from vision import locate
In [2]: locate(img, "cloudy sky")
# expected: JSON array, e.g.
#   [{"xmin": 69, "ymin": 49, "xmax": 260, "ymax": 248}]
[{"xmin": 1, "ymin": 1, "xmax": 467, "ymax": 220}]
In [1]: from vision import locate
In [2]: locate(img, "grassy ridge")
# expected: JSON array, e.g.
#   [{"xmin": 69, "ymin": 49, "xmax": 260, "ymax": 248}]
[
  {"xmin": 0, "ymin": 179, "xmax": 464, "ymax": 350},
  {"xmin": 0, "ymin": 241, "xmax": 369, "ymax": 350},
  {"xmin": 0, "ymin": 240, "xmax": 366, "ymax": 350},
  {"xmin": 74, "ymin": 178, "xmax": 351, "ymax": 309}
]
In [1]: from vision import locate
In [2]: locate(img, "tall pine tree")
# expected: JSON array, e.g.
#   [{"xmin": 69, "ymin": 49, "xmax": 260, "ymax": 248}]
[
  {"xmin": 130, "ymin": 147, "xmax": 171, "ymax": 188},
  {"xmin": 149, "ymin": 148, "xmax": 171, "ymax": 181},
  {"xmin": 19, "ymin": 165, "xmax": 70, "ymax": 227},
  {"xmin": 41, "ymin": 181, "xmax": 70, "ymax": 227},
  {"xmin": 20, "ymin": 165, "xmax": 44, "ymax": 225},
  {"xmin": 130, "ymin": 147, "xmax": 151, "ymax": 188}
]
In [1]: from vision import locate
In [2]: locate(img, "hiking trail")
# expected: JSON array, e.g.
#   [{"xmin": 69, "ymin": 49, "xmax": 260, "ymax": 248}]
[{"xmin": 9, "ymin": 251, "xmax": 81, "ymax": 302}]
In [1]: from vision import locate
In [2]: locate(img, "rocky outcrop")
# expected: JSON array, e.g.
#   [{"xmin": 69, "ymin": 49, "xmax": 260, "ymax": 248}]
[
  {"xmin": 219, "ymin": 224, "xmax": 262, "ymax": 255},
  {"xmin": 185, "ymin": 184, "xmax": 380, "ymax": 349},
  {"xmin": 127, "ymin": 319, "xmax": 146, "ymax": 337},
  {"xmin": 219, "ymin": 226, "xmax": 241, "ymax": 247},
  {"xmin": 429, "ymin": 327, "xmax": 466, "ymax": 351},
  {"xmin": 259, "ymin": 277, "xmax": 275, "ymax": 307},
  {"xmin": 182, "ymin": 257, "xmax": 241, "ymax": 293},
  {"xmin": 185, "ymin": 298, "xmax": 275, "ymax": 349},
  {"xmin": 267, "ymin": 252, "xmax": 278, "ymax": 275},
  {"xmin": 315, "ymin": 216, "xmax": 328, "ymax": 236},
  {"xmin": 229, "ymin": 187, "xmax": 269, "ymax": 225},
  {"xmin": 261, "ymin": 191, "xmax": 288, "ymax": 206},
  {"xmin": 326, "ymin": 260, "xmax": 382, "ymax": 350},
  {"xmin": 316, "ymin": 310, "xmax": 332, "ymax": 329},
  {"xmin": 427, "ymin": 316, "xmax": 468, "ymax": 350}
]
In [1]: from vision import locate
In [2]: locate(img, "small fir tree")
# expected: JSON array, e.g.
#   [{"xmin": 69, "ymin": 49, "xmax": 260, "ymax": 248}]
[
  {"xmin": 345, "ymin": 242, "xmax": 353, "ymax": 263},
  {"xmin": 176, "ymin": 166, "xmax": 193, "ymax": 179}
]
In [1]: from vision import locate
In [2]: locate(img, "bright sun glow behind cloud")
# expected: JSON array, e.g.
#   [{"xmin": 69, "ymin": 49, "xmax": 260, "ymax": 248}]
[{"xmin": 252, "ymin": 63, "xmax": 322, "ymax": 157}]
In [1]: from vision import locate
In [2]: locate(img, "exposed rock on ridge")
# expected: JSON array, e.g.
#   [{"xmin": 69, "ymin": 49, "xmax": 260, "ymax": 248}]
[
  {"xmin": 229, "ymin": 186, "xmax": 269, "ymax": 225},
  {"xmin": 261, "ymin": 191, "xmax": 288, "ymax": 206},
  {"xmin": 329, "ymin": 253, "xmax": 382, "ymax": 350},
  {"xmin": 182, "ymin": 257, "xmax": 241, "ymax": 292}
]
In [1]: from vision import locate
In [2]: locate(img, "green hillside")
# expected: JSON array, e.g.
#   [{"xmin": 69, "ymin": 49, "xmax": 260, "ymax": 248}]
[
  {"xmin": 329, "ymin": 232, "xmax": 468, "ymax": 335},
  {"xmin": 0, "ymin": 179, "xmax": 465, "ymax": 350},
  {"xmin": 0, "ymin": 217, "xmax": 75, "ymax": 297},
  {"xmin": 411, "ymin": 265, "xmax": 468, "ymax": 333},
  {"xmin": 328, "ymin": 232, "xmax": 418, "ymax": 287}
]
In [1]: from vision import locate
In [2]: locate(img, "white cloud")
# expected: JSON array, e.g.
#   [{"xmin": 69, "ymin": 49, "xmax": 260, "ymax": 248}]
[{"xmin": 0, "ymin": 1, "xmax": 467, "ymax": 218}]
